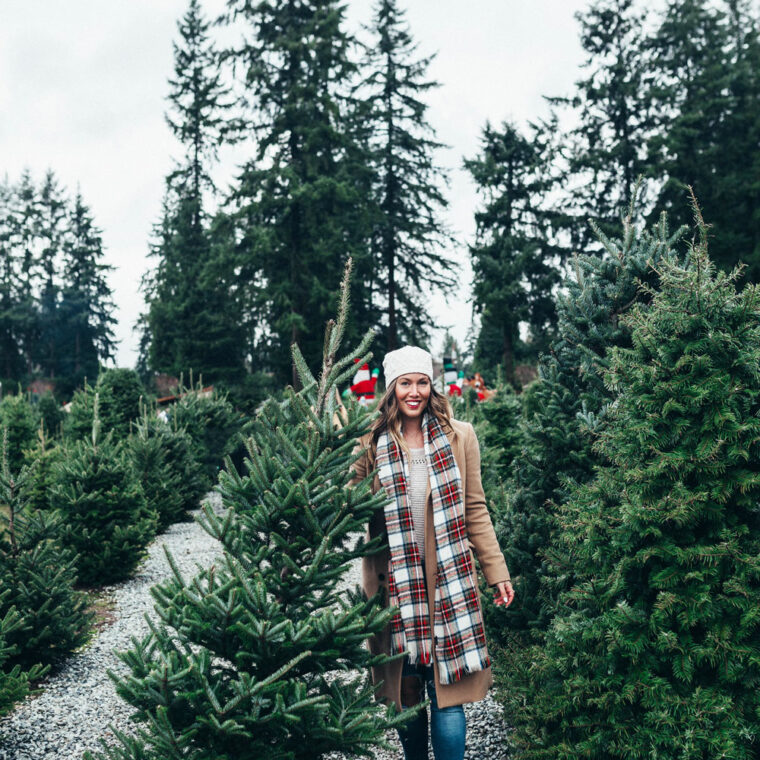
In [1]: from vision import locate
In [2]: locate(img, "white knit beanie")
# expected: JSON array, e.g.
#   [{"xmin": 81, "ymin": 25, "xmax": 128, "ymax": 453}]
[{"xmin": 383, "ymin": 346, "xmax": 433, "ymax": 387}]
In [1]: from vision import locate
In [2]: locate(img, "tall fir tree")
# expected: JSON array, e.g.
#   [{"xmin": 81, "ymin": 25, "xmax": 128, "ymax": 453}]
[
  {"xmin": 646, "ymin": 0, "xmax": 760, "ymax": 280},
  {"xmin": 86, "ymin": 264, "xmax": 406, "ymax": 760},
  {"xmin": 57, "ymin": 191, "xmax": 116, "ymax": 396},
  {"xmin": 360, "ymin": 0, "xmax": 456, "ymax": 351},
  {"xmin": 222, "ymin": 0, "xmax": 370, "ymax": 385},
  {"xmin": 0, "ymin": 180, "xmax": 24, "ymax": 383},
  {"xmin": 465, "ymin": 121, "xmax": 563, "ymax": 384},
  {"xmin": 35, "ymin": 171, "xmax": 67, "ymax": 379},
  {"xmin": 503, "ymin": 213, "xmax": 760, "ymax": 760},
  {"xmin": 0, "ymin": 173, "xmax": 115, "ymax": 391},
  {"xmin": 550, "ymin": 0, "xmax": 653, "ymax": 251},
  {"xmin": 142, "ymin": 0, "xmax": 246, "ymax": 389}
]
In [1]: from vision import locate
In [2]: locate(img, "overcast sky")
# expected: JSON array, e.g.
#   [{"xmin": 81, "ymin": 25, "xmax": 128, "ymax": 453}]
[{"xmin": 0, "ymin": 0, "xmax": 589, "ymax": 369}]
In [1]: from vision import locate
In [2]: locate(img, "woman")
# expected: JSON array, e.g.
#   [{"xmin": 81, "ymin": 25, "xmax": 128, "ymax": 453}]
[{"xmin": 351, "ymin": 345, "xmax": 514, "ymax": 760}]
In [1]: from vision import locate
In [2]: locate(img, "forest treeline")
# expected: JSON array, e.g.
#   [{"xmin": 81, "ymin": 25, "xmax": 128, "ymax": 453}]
[
  {"xmin": 2, "ymin": 0, "xmax": 759, "ymax": 404},
  {"xmin": 0, "ymin": 171, "xmax": 114, "ymax": 397},
  {"xmin": 137, "ymin": 0, "xmax": 760, "ymax": 401}
]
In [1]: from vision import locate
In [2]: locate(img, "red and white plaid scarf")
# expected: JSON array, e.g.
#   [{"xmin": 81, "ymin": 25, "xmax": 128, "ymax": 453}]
[{"xmin": 375, "ymin": 412, "xmax": 490, "ymax": 685}]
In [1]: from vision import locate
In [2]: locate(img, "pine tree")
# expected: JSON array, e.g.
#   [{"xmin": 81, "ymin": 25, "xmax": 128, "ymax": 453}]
[
  {"xmin": 8, "ymin": 170, "xmax": 42, "ymax": 378},
  {"xmin": 141, "ymin": 0, "xmax": 246, "ymax": 388},
  {"xmin": 504, "ymin": 208, "xmax": 760, "ymax": 759},
  {"xmin": 550, "ymin": 0, "xmax": 654, "ymax": 251},
  {"xmin": 96, "ymin": 368, "xmax": 144, "ymax": 442},
  {"xmin": 63, "ymin": 379, "xmax": 96, "ymax": 442},
  {"xmin": 35, "ymin": 170, "xmax": 67, "ymax": 379},
  {"xmin": 128, "ymin": 413, "xmax": 187, "ymax": 531},
  {"xmin": 0, "ymin": 599, "xmax": 46, "ymax": 716},
  {"xmin": 465, "ymin": 121, "xmax": 564, "ymax": 383},
  {"xmin": 0, "ymin": 393, "xmax": 38, "ymax": 473},
  {"xmin": 360, "ymin": 0, "xmax": 456, "ymax": 351},
  {"xmin": 222, "ymin": 0, "xmax": 370, "ymax": 385},
  {"xmin": 86, "ymin": 263, "xmax": 406, "ymax": 760},
  {"xmin": 169, "ymin": 383, "xmax": 243, "ymax": 488},
  {"xmin": 0, "ymin": 179, "xmax": 25, "ymax": 384},
  {"xmin": 497, "ymin": 198, "xmax": 686, "ymax": 636},
  {"xmin": 0, "ymin": 438, "xmax": 91, "ymax": 668},
  {"xmin": 58, "ymin": 191, "xmax": 116, "ymax": 396},
  {"xmin": 646, "ymin": 0, "xmax": 760, "ymax": 280},
  {"xmin": 51, "ymin": 397, "xmax": 156, "ymax": 587}
]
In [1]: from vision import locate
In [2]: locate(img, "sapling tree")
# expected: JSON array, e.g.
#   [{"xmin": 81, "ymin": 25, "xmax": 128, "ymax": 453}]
[{"xmin": 87, "ymin": 262, "xmax": 406, "ymax": 760}]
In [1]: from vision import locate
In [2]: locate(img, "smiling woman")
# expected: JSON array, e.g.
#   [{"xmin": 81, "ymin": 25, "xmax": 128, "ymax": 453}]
[{"xmin": 351, "ymin": 344, "xmax": 514, "ymax": 760}]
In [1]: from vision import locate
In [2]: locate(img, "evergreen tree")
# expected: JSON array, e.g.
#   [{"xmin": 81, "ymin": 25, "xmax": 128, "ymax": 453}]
[
  {"xmin": 96, "ymin": 368, "xmax": 144, "ymax": 441},
  {"xmin": 36, "ymin": 170, "xmax": 67, "ymax": 379},
  {"xmin": 141, "ymin": 0, "xmax": 246, "ymax": 388},
  {"xmin": 504, "ymin": 212, "xmax": 760, "ymax": 759},
  {"xmin": 360, "ymin": 0, "xmax": 456, "ymax": 351},
  {"xmin": 7, "ymin": 170, "xmax": 41, "ymax": 377},
  {"xmin": 465, "ymin": 121, "xmax": 563, "ymax": 384},
  {"xmin": 550, "ymin": 0, "xmax": 654, "ymax": 251},
  {"xmin": 158, "ymin": 417, "xmax": 208, "ymax": 515},
  {"xmin": 497, "ymin": 200, "xmax": 686, "ymax": 637},
  {"xmin": 0, "ymin": 393, "xmax": 38, "ymax": 473},
  {"xmin": 222, "ymin": 0, "xmax": 370, "ymax": 385},
  {"xmin": 20, "ymin": 427, "xmax": 62, "ymax": 512},
  {"xmin": 58, "ymin": 191, "xmax": 116, "ymax": 396},
  {"xmin": 37, "ymin": 392, "xmax": 63, "ymax": 438},
  {"xmin": 86, "ymin": 264, "xmax": 405, "ymax": 759},
  {"xmin": 0, "ymin": 599, "xmax": 45, "ymax": 716},
  {"xmin": 170, "ymin": 383, "xmax": 243, "ymax": 487},
  {"xmin": 51, "ymin": 398, "xmax": 156, "ymax": 587},
  {"xmin": 0, "ymin": 173, "xmax": 115, "ymax": 390},
  {"xmin": 0, "ymin": 442, "xmax": 91, "ymax": 668},
  {"xmin": 0, "ymin": 180, "xmax": 24, "ymax": 384},
  {"xmin": 63, "ymin": 380, "xmax": 96, "ymax": 442},
  {"xmin": 646, "ymin": 0, "xmax": 760, "ymax": 280},
  {"xmin": 128, "ymin": 413, "xmax": 187, "ymax": 531}
]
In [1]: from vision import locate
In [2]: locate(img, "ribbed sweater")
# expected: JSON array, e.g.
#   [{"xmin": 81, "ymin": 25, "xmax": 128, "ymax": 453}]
[{"xmin": 407, "ymin": 447, "xmax": 429, "ymax": 559}]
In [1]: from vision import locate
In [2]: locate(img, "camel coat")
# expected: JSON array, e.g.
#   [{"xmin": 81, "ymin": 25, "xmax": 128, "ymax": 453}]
[{"xmin": 350, "ymin": 418, "xmax": 510, "ymax": 710}]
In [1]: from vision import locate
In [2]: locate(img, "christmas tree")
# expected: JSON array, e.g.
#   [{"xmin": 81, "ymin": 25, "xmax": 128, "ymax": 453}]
[
  {"xmin": 505, "ymin": 205, "xmax": 760, "ymax": 758},
  {"xmin": 87, "ymin": 263, "xmax": 405, "ymax": 760},
  {"xmin": 0, "ymin": 432, "xmax": 91, "ymax": 668},
  {"xmin": 51, "ymin": 396, "xmax": 156, "ymax": 587},
  {"xmin": 128, "ymin": 411, "xmax": 187, "ymax": 531},
  {"xmin": 498, "ymin": 198, "xmax": 687, "ymax": 636},
  {"xmin": 0, "ymin": 597, "xmax": 46, "ymax": 716}
]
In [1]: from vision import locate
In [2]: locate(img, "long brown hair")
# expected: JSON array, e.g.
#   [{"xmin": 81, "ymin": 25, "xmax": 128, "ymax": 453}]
[{"xmin": 369, "ymin": 377, "xmax": 453, "ymax": 460}]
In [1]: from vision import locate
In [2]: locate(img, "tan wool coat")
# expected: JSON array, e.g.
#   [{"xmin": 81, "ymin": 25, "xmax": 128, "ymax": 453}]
[{"xmin": 350, "ymin": 417, "xmax": 510, "ymax": 710}]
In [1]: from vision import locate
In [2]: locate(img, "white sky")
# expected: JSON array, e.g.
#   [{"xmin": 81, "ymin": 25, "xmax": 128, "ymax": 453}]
[{"xmin": 0, "ymin": 0, "xmax": 588, "ymax": 369}]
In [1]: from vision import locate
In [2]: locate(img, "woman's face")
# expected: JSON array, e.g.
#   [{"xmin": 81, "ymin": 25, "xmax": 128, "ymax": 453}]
[{"xmin": 394, "ymin": 373, "xmax": 431, "ymax": 421}]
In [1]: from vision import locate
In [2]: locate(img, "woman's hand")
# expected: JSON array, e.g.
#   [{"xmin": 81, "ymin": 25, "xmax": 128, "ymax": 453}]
[{"xmin": 493, "ymin": 580, "xmax": 515, "ymax": 607}]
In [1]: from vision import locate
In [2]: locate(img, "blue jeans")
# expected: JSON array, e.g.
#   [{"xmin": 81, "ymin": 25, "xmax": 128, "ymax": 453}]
[{"xmin": 398, "ymin": 657, "xmax": 466, "ymax": 760}]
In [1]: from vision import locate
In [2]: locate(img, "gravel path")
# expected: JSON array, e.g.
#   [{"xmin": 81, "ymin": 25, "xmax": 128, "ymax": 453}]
[{"xmin": 0, "ymin": 495, "xmax": 509, "ymax": 759}]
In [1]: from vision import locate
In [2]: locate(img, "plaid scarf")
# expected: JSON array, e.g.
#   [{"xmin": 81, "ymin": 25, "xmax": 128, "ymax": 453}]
[{"xmin": 375, "ymin": 412, "xmax": 490, "ymax": 685}]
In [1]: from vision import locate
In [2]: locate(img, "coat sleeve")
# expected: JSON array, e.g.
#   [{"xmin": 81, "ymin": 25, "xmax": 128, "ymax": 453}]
[
  {"xmin": 349, "ymin": 437, "xmax": 370, "ymax": 488},
  {"xmin": 462, "ymin": 422, "xmax": 511, "ymax": 585}
]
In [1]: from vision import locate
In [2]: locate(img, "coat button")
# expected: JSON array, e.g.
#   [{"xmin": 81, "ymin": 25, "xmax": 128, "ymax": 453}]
[{"xmin": 378, "ymin": 573, "xmax": 385, "ymax": 581}]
